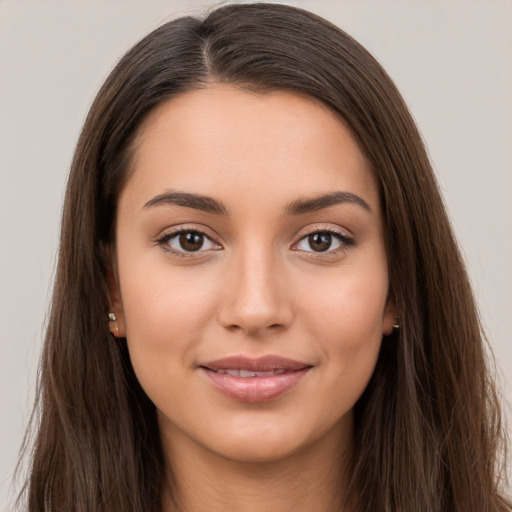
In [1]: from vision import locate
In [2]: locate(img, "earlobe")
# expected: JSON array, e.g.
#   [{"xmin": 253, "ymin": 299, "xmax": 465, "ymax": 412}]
[
  {"xmin": 382, "ymin": 296, "xmax": 399, "ymax": 336},
  {"xmin": 106, "ymin": 284, "xmax": 126, "ymax": 338},
  {"xmin": 105, "ymin": 257, "xmax": 126, "ymax": 338},
  {"xmin": 108, "ymin": 312, "xmax": 122, "ymax": 337}
]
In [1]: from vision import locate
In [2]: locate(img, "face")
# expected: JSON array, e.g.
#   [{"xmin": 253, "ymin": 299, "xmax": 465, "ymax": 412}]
[{"xmin": 110, "ymin": 85, "xmax": 396, "ymax": 464}]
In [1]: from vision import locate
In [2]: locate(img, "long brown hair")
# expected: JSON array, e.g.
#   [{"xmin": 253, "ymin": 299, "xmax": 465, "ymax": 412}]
[{"xmin": 18, "ymin": 3, "xmax": 510, "ymax": 511}]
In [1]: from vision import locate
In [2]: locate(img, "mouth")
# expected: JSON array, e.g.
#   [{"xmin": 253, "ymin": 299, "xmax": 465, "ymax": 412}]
[{"xmin": 199, "ymin": 355, "xmax": 312, "ymax": 403}]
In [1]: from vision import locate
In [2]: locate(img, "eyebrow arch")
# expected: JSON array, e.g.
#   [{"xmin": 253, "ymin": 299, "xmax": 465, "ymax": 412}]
[
  {"xmin": 143, "ymin": 190, "xmax": 229, "ymax": 215},
  {"xmin": 283, "ymin": 191, "xmax": 372, "ymax": 216}
]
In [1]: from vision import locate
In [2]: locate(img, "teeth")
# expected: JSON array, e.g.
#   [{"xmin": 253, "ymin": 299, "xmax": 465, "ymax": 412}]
[{"xmin": 215, "ymin": 369, "xmax": 287, "ymax": 377}]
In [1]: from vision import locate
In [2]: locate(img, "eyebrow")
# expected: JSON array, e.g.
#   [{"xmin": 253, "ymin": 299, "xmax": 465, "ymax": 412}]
[
  {"xmin": 143, "ymin": 190, "xmax": 229, "ymax": 215},
  {"xmin": 283, "ymin": 191, "xmax": 372, "ymax": 216},
  {"xmin": 142, "ymin": 190, "xmax": 371, "ymax": 216}
]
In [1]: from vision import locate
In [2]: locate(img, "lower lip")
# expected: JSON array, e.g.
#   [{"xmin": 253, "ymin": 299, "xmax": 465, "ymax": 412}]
[{"xmin": 201, "ymin": 368, "xmax": 311, "ymax": 403}]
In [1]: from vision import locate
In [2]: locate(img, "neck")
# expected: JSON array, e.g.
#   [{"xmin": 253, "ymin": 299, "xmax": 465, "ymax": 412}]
[{"xmin": 160, "ymin": 421, "xmax": 354, "ymax": 512}]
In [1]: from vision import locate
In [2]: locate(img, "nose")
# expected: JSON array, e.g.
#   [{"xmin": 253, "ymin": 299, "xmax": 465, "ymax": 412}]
[{"xmin": 218, "ymin": 246, "xmax": 293, "ymax": 337}]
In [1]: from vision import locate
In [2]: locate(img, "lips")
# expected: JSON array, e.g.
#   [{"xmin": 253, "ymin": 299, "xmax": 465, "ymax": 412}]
[{"xmin": 199, "ymin": 355, "xmax": 312, "ymax": 403}]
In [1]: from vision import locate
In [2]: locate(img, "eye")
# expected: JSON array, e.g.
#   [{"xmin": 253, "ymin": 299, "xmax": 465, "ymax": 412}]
[
  {"xmin": 158, "ymin": 229, "xmax": 220, "ymax": 255},
  {"xmin": 294, "ymin": 230, "xmax": 354, "ymax": 254}
]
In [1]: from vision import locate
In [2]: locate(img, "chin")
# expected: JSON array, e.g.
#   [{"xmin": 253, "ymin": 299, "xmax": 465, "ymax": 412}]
[{"xmin": 192, "ymin": 408, "xmax": 352, "ymax": 465}]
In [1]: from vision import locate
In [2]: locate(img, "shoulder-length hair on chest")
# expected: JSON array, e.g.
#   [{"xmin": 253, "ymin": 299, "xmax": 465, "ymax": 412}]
[{"xmin": 19, "ymin": 3, "xmax": 510, "ymax": 512}]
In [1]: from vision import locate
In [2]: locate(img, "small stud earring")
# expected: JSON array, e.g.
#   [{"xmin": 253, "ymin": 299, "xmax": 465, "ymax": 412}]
[
  {"xmin": 392, "ymin": 318, "xmax": 400, "ymax": 329},
  {"xmin": 108, "ymin": 312, "xmax": 120, "ymax": 337}
]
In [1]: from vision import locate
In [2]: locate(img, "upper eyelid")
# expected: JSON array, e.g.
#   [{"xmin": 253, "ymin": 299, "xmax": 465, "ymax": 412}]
[
  {"xmin": 294, "ymin": 224, "xmax": 353, "ymax": 241},
  {"xmin": 157, "ymin": 225, "xmax": 219, "ymax": 241}
]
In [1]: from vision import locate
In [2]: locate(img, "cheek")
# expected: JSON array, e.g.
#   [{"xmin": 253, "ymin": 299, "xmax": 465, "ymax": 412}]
[
  {"xmin": 121, "ymin": 260, "xmax": 218, "ymax": 331},
  {"xmin": 299, "ymin": 262, "xmax": 389, "ymax": 397},
  {"xmin": 117, "ymin": 260, "xmax": 220, "ymax": 383},
  {"xmin": 301, "ymin": 259, "xmax": 389, "ymax": 340}
]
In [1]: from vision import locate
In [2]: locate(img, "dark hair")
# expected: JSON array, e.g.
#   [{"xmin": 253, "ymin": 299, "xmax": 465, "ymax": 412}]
[{"xmin": 18, "ymin": 3, "xmax": 510, "ymax": 511}]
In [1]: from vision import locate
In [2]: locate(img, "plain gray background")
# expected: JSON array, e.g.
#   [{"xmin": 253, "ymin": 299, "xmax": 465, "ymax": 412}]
[{"xmin": 1, "ymin": 0, "xmax": 511, "ymax": 508}]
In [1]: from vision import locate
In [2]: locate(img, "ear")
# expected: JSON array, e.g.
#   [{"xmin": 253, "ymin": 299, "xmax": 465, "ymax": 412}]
[
  {"xmin": 105, "ymin": 248, "xmax": 126, "ymax": 338},
  {"xmin": 382, "ymin": 293, "xmax": 399, "ymax": 336}
]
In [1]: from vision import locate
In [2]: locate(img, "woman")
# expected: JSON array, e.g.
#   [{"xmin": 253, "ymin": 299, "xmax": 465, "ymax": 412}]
[{"xmin": 17, "ymin": 3, "xmax": 510, "ymax": 511}]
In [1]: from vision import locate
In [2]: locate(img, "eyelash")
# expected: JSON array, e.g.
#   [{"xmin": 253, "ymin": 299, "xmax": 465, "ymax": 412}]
[
  {"xmin": 293, "ymin": 228, "xmax": 355, "ymax": 259},
  {"xmin": 154, "ymin": 228, "xmax": 221, "ymax": 258},
  {"xmin": 154, "ymin": 227, "xmax": 355, "ymax": 259}
]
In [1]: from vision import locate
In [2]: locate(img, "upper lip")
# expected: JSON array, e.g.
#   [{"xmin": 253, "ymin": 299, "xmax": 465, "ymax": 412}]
[{"xmin": 200, "ymin": 355, "xmax": 311, "ymax": 372}]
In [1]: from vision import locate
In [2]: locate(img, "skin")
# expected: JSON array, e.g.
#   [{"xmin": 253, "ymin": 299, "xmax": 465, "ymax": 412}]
[{"xmin": 109, "ymin": 84, "xmax": 397, "ymax": 512}]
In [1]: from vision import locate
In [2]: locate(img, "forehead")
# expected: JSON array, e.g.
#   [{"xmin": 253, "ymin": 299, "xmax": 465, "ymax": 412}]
[{"xmin": 122, "ymin": 84, "xmax": 379, "ymax": 213}]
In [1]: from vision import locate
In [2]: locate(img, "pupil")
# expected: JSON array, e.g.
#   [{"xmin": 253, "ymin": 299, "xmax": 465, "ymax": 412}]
[
  {"xmin": 179, "ymin": 232, "xmax": 203, "ymax": 252},
  {"xmin": 309, "ymin": 233, "xmax": 331, "ymax": 252}
]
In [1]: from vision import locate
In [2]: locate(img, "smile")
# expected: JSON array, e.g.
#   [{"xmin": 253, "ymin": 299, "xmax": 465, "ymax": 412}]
[{"xmin": 199, "ymin": 355, "xmax": 312, "ymax": 403}]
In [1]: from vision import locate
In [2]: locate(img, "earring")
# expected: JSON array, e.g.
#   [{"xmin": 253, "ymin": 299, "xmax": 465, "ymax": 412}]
[
  {"xmin": 392, "ymin": 317, "xmax": 400, "ymax": 329},
  {"xmin": 108, "ymin": 312, "xmax": 120, "ymax": 337}
]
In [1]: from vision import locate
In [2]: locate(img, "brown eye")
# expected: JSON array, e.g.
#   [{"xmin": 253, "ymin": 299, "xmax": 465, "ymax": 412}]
[
  {"xmin": 308, "ymin": 232, "xmax": 332, "ymax": 252},
  {"xmin": 179, "ymin": 232, "xmax": 204, "ymax": 252},
  {"xmin": 161, "ymin": 230, "xmax": 219, "ymax": 254},
  {"xmin": 294, "ymin": 229, "xmax": 354, "ymax": 255}
]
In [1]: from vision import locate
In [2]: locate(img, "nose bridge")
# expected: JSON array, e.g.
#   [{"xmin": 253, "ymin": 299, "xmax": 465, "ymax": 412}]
[{"xmin": 219, "ymin": 237, "xmax": 291, "ymax": 335}]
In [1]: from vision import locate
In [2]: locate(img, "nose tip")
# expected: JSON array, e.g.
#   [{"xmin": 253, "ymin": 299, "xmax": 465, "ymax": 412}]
[
  {"xmin": 221, "ymin": 300, "xmax": 287, "ymax": 336},
  {"xmin": 218, "ymin": 256, "xmax": 293, "ymax": 337}
]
